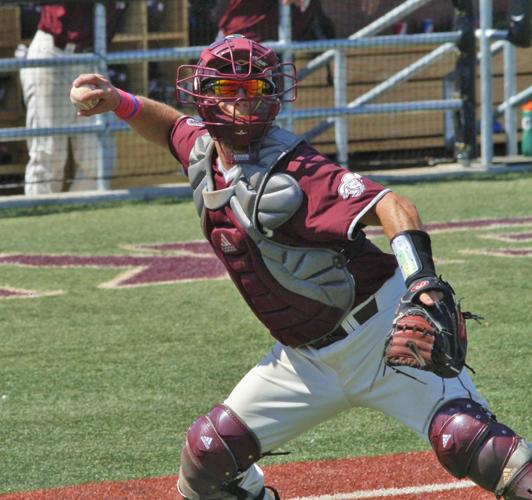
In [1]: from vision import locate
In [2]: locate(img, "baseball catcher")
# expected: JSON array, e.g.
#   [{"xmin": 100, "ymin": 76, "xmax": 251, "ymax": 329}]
[{"xmin": 75, "ymin": 33, "xmax": 531, "ymax": 500}]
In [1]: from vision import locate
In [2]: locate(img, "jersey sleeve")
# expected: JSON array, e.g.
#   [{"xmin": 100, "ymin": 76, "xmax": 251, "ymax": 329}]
[
  {"xmin": 284, "ymin": 144, "xmax": 391, "ymax": 242},
  {"xmin": 168, "ymin": 116, "xmax": 209, "ymax": 176}
]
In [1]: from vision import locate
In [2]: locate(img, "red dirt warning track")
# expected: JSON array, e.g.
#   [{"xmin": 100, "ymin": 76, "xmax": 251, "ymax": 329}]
[{"xmin": 0, "ymin": 451, "xmax": 493, "ymax": 499}]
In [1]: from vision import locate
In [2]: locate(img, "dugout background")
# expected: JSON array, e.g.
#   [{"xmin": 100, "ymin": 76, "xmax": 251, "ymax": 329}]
[{"xmin": 0, "ymin": 0, "xmax": 531, "ymax": 194}]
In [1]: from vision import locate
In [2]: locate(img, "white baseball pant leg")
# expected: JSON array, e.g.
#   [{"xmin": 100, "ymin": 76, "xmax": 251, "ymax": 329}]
[
  {"xmin": 20, "ymin": 30, "xmax": 100, "ymax": 195},
  {"xmin": 224, "ymin": 269, "xmax": 487, "ymax": 493}
]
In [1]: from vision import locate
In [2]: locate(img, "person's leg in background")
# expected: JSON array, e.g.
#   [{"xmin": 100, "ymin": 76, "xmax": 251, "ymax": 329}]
[
  {"xmin": 21, "ymin": 31, "xmax": 105, "ymax": 195},
  {"xmin": 20, "ymin": 31, "xmax": 73, "ymax": 195}
]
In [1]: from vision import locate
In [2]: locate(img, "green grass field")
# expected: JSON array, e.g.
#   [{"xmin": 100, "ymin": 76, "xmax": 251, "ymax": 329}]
[{"xmin": 1, "ymin": 173, "xmax": 531, "ymax": 494}]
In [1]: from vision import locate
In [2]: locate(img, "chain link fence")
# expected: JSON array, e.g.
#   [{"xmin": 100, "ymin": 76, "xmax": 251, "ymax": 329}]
[{"xmin": 0, "ymin": 1, "xmax": 530, "ymax": 196}]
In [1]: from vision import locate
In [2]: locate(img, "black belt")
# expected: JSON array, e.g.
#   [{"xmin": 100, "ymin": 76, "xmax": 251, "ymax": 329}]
[{"xmin": 307, "ymin": 297, "xmax": 379, "ymax": 349}]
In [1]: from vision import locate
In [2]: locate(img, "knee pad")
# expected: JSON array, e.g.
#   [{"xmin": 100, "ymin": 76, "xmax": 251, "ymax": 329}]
[
  {"xmin": 178, "ymin": 404, "xmax": 261, "ymax": 498},
  {"xmin": 429, "ymin": 398, "xmax": 531, "ymax": 497}
]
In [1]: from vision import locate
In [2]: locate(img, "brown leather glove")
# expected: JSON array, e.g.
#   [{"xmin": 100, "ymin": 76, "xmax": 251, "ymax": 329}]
[{"xmin": 384, "ymin": 277, "xmax": 472, "ymax": 378}]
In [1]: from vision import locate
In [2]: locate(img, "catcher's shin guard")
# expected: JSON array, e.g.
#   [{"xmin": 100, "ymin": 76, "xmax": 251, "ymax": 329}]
[
  {"xmin": 177, "ymin": 404, "xmax": 262, "ymax": 499},
  {"xmin": 429, "ymin": 398, "xmax": 532, "ymax": 499}
]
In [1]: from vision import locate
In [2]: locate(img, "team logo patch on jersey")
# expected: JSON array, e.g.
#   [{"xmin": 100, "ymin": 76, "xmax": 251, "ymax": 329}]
[{"xmin": 338, "ymin": 172, "xmax": 365, "ymax": 199}]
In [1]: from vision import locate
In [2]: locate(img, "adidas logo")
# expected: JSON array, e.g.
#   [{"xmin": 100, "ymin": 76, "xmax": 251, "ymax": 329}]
[
  {"xmin": 201, "ymin": 435, "xmax": 213, "ymax": 449},
  {"xmin": 220, "ymin": 233, "xmax": 238, "ymax": 254},
  {"xmin": 442, "ymin": 434, "xmax": 452, "ymax": 448}
]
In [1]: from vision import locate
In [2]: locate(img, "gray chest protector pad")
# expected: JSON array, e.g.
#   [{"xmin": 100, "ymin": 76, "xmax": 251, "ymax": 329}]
[{"xmin": 187, "ymin": 126, "xmax": 356, "ymax": 312}]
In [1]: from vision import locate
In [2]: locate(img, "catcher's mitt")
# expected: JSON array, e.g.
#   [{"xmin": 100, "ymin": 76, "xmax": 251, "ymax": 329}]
[{"xmin": 384, "ymin": 276, "xmax": 475, "ymax": 378}]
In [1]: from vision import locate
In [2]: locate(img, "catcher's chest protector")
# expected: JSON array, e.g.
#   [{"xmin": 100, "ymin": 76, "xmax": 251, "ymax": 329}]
[{"xmin": 187, "ymin": 126, "xmax": 356, "ymax": 346}]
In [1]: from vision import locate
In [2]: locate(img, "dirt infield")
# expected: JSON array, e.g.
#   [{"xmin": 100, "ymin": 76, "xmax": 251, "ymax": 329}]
[{"xmin": 1, "ymin": 451, "xmax": 493, "ymax": 499}]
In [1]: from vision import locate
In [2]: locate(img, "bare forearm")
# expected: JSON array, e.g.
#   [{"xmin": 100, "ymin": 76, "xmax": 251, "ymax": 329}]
[
  {"xmin": 124, "ymin": 97, "xmax": 182, "ymax": 148},
  {"xmin": 366, "ymin": 191, "xmax": 438, "ymax": 291},
  {"xmin": 361, "ymin": 191, "xmax": 423, "ymax": 239}
]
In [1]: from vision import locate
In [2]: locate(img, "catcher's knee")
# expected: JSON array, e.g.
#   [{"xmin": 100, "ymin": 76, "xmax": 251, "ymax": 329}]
[
  {"xmin": 429, "ymin": 398, "xmax": 532, "ymax": 497},
  {"xmin": 178, "ymin": 404, "xmax": 261, "ymax": 499}
]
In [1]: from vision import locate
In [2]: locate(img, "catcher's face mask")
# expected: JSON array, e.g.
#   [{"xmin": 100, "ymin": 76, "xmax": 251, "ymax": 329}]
[{"xmin": 176, "ymin": 34, "xmax": 297, "ymax": 161}]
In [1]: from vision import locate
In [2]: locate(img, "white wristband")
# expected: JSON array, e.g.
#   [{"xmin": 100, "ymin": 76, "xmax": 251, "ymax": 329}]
[{"xmin": 391, "ymin": 233, "xmax": 421, "ymax": 282}]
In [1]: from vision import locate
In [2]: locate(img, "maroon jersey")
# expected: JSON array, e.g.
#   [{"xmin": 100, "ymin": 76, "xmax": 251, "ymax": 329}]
[
  {"xmin": 218, "ymin": 0, "xmax": 320, "ymax": 42},
  {"xmin": 38, "ymin": 2, "xmax": 126, "ymax": 52},
  {"xmin": 169, "ymin": 117, "xmax": 397, "ymax": 344}
]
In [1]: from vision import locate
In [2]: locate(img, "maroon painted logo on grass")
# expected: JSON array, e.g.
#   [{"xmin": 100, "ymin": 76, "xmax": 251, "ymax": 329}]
[
  {"xmin": 0, "ymin": 287, "xmax": 62, "ymax": 300},
  {"xmin": 0, "ymin": 241, "xmax": 226, "ymax": 298},
  {"xmin": 1, "ymin": 217, "xmax": 531, "ymax": 299}
]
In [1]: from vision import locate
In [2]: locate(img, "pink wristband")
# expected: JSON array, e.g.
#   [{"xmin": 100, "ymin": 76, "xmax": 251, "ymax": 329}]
[{"xmin": 114, "ymin": 88, "xmax": 143, "ymax": 120}]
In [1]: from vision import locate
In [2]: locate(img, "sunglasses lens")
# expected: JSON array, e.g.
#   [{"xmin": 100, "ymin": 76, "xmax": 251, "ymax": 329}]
[
  {"xmin": 243, "ymin": 79, "xmax": 266, "ymax": 97},
  {"xmin": 203, "ymin": 79, "xmax": 273, "ymax": 97},
  {"xmin": 215, "ymin": 80, "xmax": 242, "ymax": 96}
]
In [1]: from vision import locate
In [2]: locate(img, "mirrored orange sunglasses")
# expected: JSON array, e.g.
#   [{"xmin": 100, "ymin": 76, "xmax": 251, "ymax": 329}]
[{"xmin": 201, "ymin": 78, "xmax": 275, "ymax": 97}]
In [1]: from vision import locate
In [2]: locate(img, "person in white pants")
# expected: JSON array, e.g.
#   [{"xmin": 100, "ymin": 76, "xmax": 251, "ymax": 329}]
[
  {"xmin": 20, "ymin": 30, "xmax": 102, "ymax": 195},
  {"xmin": 20, "ymin": 3, "xmax": 126, "ymax": 196}
]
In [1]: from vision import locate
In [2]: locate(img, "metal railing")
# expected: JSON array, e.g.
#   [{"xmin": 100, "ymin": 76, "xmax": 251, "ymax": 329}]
[
  {"xmin": 0, "ymin": 14, "xmax": 468, "ymax": 186},
  {"xmin": 277, "ymin": 0, "xmax": 471, "ymax": 167},
  {"xmin": 476, "ymin": 0, "xmax": 532, "ymax": 167},
  {"xmin": 0, "ymin": 0, "xmax": 530, "ymax": 192},
  {"xmin": 284, "ymin": 0, "xmax": 531, "ymax": 168}
]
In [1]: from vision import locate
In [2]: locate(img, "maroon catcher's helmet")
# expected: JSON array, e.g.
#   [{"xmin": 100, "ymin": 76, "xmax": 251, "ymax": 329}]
[{"xmin": 176, "ymin": 34, "xmax": 297, "ymax": 161}]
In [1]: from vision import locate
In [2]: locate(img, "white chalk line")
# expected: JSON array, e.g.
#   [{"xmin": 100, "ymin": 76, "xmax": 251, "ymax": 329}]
[{"xmin": 288, "ymin": 479, "xmax": 476, "ymax": 499}]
